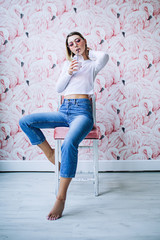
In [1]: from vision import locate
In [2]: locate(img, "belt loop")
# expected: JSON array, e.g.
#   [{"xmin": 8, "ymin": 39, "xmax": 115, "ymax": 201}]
[{"xmin": 74, "ymin": 99, "xmax": 76, "ymax": 105}]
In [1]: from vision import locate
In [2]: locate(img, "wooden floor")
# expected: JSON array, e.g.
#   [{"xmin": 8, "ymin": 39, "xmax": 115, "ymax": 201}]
[{"xmin": 0, "ymin": 172, "xmax": 160, "ymax": 240}]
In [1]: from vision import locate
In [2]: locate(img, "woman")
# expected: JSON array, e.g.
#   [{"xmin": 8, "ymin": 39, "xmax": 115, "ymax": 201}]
[{"xmin": 19, "ymin": 31, "xmax": 109, "ymax": 220}]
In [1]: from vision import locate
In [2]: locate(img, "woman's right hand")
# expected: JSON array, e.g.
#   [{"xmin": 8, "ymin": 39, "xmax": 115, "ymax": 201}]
[{"xmin": 68, "ymin": 60, "xmax": 79, "ymax": 75}]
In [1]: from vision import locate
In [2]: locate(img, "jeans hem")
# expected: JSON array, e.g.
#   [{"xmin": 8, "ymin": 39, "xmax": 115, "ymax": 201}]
[
  {"xmin": 31, "ymin": 138, "xmax": 46, "ymax": 145},
  {"xmin": 60, "ymin": 173, "xmax": 75, "ymax": 178}
]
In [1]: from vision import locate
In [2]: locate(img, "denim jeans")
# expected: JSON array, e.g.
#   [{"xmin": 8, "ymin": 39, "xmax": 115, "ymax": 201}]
[{"xmin": 19, "ymin": 99, "xmax": 94, "ymax": 178}]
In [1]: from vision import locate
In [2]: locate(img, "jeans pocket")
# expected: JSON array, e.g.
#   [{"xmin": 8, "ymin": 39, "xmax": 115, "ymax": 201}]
[
  {"xmin": 76, "ymin": 101, "xmax": 92, "ymax": 113},
  {"xmin": 59, "ymin": 102, "xmax": 66, "ymax": 110}
]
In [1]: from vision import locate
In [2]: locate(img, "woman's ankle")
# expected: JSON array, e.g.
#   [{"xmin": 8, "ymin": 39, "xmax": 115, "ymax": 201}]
[
  {"xmin": 56, "ymin": 196, "xmax": 66, "ymax": 202},
  {"xmin": 57, "ymin": 193, "xmax": 66, "ymax": 202}
]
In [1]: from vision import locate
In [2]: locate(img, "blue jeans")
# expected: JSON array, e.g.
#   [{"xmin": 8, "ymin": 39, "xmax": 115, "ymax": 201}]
[{"xmin": 19, "ymin": 99, "xmax": 94, "ymax": 178}]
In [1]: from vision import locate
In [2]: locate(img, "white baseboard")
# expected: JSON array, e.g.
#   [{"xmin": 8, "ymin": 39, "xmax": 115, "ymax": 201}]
[{"xmin": 0, "ymin": 160, "xmax": 160, "ymax": 172}]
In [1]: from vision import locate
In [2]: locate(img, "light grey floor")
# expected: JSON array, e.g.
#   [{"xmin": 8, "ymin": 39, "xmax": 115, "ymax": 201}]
[{"xmin": 0, "ymin": 172, "xmax": 160, "ymax": 240}]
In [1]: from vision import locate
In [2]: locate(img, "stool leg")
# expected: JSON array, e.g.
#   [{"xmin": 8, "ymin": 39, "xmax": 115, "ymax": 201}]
[
  {"xmin": 55, "ymin": 140, "xmax": 59, "ymax": 196},
  {"xmin": 93, "ymin": 139, "xmax": 99, "ymax": 196}
]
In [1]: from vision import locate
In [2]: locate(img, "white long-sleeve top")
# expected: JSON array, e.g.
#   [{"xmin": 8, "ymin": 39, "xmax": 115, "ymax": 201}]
[{"xmin": 56, "ymin": 50, "xmax": 109, "ymax": 96}]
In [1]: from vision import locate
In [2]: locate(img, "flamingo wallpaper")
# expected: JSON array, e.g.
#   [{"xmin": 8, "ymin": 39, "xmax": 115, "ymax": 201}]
[{"xmin": 0, "ymin": 0, "xmax": 160, "ymax": 163}]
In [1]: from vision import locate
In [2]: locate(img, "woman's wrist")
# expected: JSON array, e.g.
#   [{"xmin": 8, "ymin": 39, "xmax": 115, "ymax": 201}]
[
  {"xmin": 88, "ymin": 49, "xmax": 95, "ymax": 59},
  {"xmin": 86, "ymin": 47, "xmax": 92, "ymax": 59}
]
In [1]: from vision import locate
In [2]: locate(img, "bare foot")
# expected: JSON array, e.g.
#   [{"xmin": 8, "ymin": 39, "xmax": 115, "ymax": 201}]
[
  {"xmin": 48, "ymin": 149, "xmax": 61, "ymax": 170},
  {"xmin": 47, "ymin": 197, "xmax": 65, "ymax": 220}
]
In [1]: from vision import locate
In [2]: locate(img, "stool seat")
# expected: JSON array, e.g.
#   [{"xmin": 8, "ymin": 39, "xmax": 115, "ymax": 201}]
[{"xmin": 54, "ymin": 125, "xmax": 101, "ymax": 140}]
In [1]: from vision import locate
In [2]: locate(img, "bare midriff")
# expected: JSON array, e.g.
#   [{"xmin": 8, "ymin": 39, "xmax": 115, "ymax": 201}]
[{"xmin": 64, "ymin": 94, "xmax": 89, "ymax": 99}]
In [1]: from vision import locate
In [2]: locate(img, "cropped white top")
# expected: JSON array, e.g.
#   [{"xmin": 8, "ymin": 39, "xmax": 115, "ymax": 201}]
[{"xmin": 56, "ymin": 50, "xmax": 109, "ymax": 96}]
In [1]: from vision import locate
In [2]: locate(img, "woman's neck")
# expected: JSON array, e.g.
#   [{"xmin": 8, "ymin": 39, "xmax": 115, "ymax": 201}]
[{"xmin": 82, "ymin": 52, "xmax": 89, "ymax": 60}]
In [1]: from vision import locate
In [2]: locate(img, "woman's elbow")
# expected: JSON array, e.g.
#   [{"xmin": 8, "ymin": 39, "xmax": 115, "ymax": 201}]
[
  {"xmin": 104, "ymin": 53, "xmax": 109, "ymax": 65},
  {"xmin": 56, "ymin": 86, "xmax": 63, "ymax": 94}
]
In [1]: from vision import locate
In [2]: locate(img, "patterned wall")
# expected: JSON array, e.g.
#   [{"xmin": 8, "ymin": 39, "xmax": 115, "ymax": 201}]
[{"xmin": 0, "ymin": 0, "xmax": 160, "ymax": 162}]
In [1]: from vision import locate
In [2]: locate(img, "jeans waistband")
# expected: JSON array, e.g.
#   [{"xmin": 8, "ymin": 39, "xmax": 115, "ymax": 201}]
[{"xmin": 63, "ymin": 98, "xmax": 90, "ymax": 104}]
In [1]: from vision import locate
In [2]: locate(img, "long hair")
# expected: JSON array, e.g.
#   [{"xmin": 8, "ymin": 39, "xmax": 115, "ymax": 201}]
[{"xmin": 65, "ymin": 31, "xmax": 87, "ymax": 61}]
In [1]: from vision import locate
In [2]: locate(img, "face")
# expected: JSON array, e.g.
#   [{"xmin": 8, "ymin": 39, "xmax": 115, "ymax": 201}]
[{"xmin": 67, "ymin": 35, "xmax": 86, "ymax": 56}]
